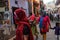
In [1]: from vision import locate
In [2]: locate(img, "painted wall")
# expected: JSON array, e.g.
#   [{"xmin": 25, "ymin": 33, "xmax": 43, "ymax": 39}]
[
  {"xmin": 9, "ymin": 0, "xmax": 29, "ymax": 24},
  {"xmin": 10, "ymin": 0, "xmax": 29, "ymax": 16}
]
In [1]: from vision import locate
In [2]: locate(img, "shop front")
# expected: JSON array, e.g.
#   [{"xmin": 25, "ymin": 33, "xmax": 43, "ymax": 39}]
[{"xmin": 0, "ymin": 7, "xmax": 5, "ymax": 24}]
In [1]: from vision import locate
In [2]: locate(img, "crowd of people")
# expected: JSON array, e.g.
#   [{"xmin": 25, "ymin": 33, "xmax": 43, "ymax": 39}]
[
  {"xmin": 0, "ymin": 2, "xmax": 60, "ymax": 40},
  {"xmin": 0, "ymin": 1, "xmax": 60, "ymax": 40},
  {"xmin": 46, "ymin": 8, "xmax": 60, "ymax": 21},
  {"xmin": 13, "ymin": 8, "xmax": 60, "ymax": 40}
]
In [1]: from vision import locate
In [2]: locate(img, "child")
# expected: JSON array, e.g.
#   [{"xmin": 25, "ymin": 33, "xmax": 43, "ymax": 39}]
[
  {"xmin": 3, "ymin": 20, "xmax": 11, "ymax": 35},
  {"xmin": 35, "ymin": 13, "xmax": 40, "ymax": 40},
  {"xmin": 35, "ymin": 13, "xmax": 40, "ymax": 32},
  {"xmin": 28, "ymin": 14, "xmax": 38, "ymax": 40},
  {"xmin": 51, "ymin": 22, "xmax": 60, "ymax": 40}
]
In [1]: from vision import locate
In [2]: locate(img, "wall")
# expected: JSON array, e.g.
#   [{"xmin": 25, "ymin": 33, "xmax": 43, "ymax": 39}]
[
  {"xmin": 0, "ymin": 7, "xmax": 5, "ymax": 12},
  {"xmin": 9, "ymin": 0, "xmax": 29, "ymax": 24},
  {"xmin": 9, "ymin": 0, "xmax": 29, "ymax": 16}
]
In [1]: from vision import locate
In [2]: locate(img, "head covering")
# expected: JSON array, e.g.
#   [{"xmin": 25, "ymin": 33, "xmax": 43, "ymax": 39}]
[
  {"xmin": 43, "ymin": 11, "xmax": 46, "ymax": 15},
  {"xmin": 42, "ymin": 11, "xmax": 47, "ymax": 17},
  {"xmin": 14, "ymin": 9, "xmax": 28, "ymax": 22}
]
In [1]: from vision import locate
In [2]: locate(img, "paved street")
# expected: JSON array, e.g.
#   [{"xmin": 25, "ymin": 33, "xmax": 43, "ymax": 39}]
[
  {"xmin": 37, "ymin": 21, "xmax": 60, "ymax": 40},
  {"xmin": 9, "ymin": 21, "xmax": 60, "ymax": 40},
  {"xmin": 9, "ymin": 36, "xmax": 16, "ymax": 40}
]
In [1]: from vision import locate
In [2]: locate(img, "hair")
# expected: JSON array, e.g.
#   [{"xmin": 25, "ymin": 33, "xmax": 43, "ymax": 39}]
[
  {"xmin": 40, "ymin": 1, "xmax": 43, "ymax": 5},
  {"xmin": 41, "ymin": 11, "xmax": 47, "ymax": 17},
  {"xmin": 56, "ymin": 22, "xmax": 59, "ymax": 26},
  {"xmin": 40, "ymin": 10, "xmax": 43, "ymax": 15},
  {"xmin": 28, "ymin": 13, "xmax": 32, "ymax": 17},
  {"xmin": 35, "ymin": 11, "xmax": 39, "ymax": 17},
  {"xmin": 30, "ymin": 13, "xmax": 32, "ymax": 16}
]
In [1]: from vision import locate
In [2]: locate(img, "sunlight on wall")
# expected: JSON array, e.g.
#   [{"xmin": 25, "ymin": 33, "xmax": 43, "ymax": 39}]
[{"xmin": 43, "ymin": 0, "xmax": 54, "ymax": 4}]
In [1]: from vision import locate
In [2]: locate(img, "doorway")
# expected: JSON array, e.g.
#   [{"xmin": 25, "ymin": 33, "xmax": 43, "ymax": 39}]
[
  {"xmin": 0, "ymin": 12, "xmax": 4, "ymax": 24},
  {"xmin": 12, "ymin": 7, "xmax": 19, "ymax": 28}
]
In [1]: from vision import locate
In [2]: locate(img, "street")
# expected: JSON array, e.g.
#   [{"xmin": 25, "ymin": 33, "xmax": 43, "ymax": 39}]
[
  {"xmin": 0, "ymin": 0, "xmax": 60, "ymax": 40},
  {"xmin": 36, "ymin": 21, "xmax": 59, "ymax": 40},
  {"xmin": 9, "ymin": 21, "xmax": 60, "ymax": 40}
]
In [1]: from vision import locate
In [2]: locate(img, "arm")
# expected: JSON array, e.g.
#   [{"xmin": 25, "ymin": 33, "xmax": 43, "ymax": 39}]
[
  {"xmin": 14, "ymin": 16, "xmax": 19, "ymax": 25},
  {"xmin": 59, "ymin": 28, "xmax": 60, "ymax": 30},
  {"xmin": 47, "ymin": 16, "xmax": 51, "ymax": 28},
  {"xmin": 50, "ymin": 27, "xmax": 55, "ymax": 30},
  {"xmin": 28, "ymin": 16, "xmax": 31, "ymax": 20},
  {"xmin": 38, "ymin": 17, "xmax": 40, "ymax": 24}
]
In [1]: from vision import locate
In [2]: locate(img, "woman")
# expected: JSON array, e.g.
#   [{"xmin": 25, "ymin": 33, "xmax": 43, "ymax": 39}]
[
  {"xmin": 14, "ymin": 9, "xmax": 34, "ymax": 40},
  {"xmin": 39, "ymin": 11, "xmax": 51, "ymax": 40}
]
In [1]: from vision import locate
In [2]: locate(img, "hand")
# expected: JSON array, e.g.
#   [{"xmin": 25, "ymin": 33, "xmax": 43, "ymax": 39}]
[{"xmin": 49, "ymin": 25, "xmax": 51, "ymax": 29}]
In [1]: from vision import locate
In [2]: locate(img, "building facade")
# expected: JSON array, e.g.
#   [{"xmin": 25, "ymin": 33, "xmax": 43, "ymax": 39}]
[
  {"xmin": 0, "ymin": 0, "xmax": 6, "ymax": 24},
  {"xmin": 9, "ymin": 0, "xmax": 29, "ymax": 16},
  {"xmin": 0, "ymin": 0, "xmax": 40, "ymax": 24},
  {"xmin": 7, "ymin": 0, "xmax": 29, "ymax": 24}
]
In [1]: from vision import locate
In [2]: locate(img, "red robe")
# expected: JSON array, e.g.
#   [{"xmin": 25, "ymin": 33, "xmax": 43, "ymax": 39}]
[
  {"xmin": 14, "ymin": 9, "xmax": 34, "ymax": 40},
  {"xmin": 16, "ymin": 22, "xmax": 34, "ymax": 40}
]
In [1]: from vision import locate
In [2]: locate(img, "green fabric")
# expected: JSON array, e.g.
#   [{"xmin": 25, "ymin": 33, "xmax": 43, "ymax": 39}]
[
  {"xmin": 31, "ymin": 25, "xmax": 39, "ymax": 35},
  {"xmin": 30, "ymin": 20, "xmax": 39, "ymax": 35},
  {"xmin": 31, "ymin": 25, "xmax": 36, "ymax": 34}
]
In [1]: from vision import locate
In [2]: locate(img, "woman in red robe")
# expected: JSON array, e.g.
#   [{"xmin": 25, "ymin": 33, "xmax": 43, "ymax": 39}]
[{"xmin": 14, "ymin": 9, "xmax": 34, "ymax": 40}]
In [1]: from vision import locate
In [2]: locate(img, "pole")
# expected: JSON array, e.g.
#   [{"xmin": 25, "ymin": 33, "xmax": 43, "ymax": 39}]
[{"xmin": 32, "ymin": 0, "xmax": 34, "ymax": 14}]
